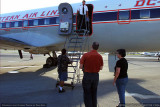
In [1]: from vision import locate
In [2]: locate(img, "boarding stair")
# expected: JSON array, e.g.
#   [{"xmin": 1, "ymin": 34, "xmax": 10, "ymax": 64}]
[{"xmin": 56, "ymin": 29, "xmax": 90, "ymax": 89}]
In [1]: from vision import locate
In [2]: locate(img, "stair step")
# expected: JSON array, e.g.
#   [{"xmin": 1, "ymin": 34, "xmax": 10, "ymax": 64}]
[
  {"xmin": 70, "ymin": 58, "xmax": 81, "ymax": 60},
  {"xmin": 68, "ymin": 66, "xmax": 77, "ymax": 67},
  {"xmin": 68, "ymin": 53, "xmax": 82, "ymax": 56},
  {"xmin": 68, "ymin": 55, "xmax": 81, "ymax": 57},
  {"xmin": 69, "ymin": 38, "xmax": 85, "ymax": 43},
  {"xmin": 68, "ymin": 77, "xmax": 74, "ymax": 79},
  {"xmin": 69, "ymin": 55, "xmax": 81, "ymax": 57},
  {"xmin": 69, "ymin": 42, "xmax": 83, "ymax": 43},
  {"xmin": 71, "ymin": 32, "xmax": 86, "ymax": 35},
  {"xmin": 69, "ymin": 57, "xmax": 80, "ymax": 60},
  {"xmin": 69, "ymin": 55, "xmax": 81, "ymax": 58},
  {"xmin": 71, "ymin": 60, "xmax": 79, "ymax": 62},
  {"xmin": 69, "ymin": 57, "xmax": 81, "ymax": 59},
  {"xmin": 68, "ymin": 52, "xmax": 81, "ymax": 54},
  {"xmin": 70, "ymin": 37, "xmax": 84, "ymax": 40},
  {"xmin": 68, "ymin": 71, "xmax": 76, "ymax": 73},
  {"xmin": 68, "ymin": 51, "xmax": 81, "ymax": 53},
  {"xmin": 69, "ymin": 56, "xmax": 81, "ymax": 59},
  {"xmin": 70, "ymin": 59, "xmax": 80, "ymax": 62},
  {"xmin": 78, "ymin": 33, "xmax": 86, "ymax": 36},
  {"xmin": 68, "ymin": 46, "xmax": 82, "ymax": 48},
  {"xmin": 74, "ymin": 29, "xmax": 88, "ymax": 33}
]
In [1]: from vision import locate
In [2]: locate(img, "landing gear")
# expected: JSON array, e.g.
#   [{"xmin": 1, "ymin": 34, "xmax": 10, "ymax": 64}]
[
  {"xmin": 43, "ymin": 51, "xmax": 57, "ymax": 68},
  {"xmin": 46, "ymin": 57, "xmax": 57, "ymax": 66}
]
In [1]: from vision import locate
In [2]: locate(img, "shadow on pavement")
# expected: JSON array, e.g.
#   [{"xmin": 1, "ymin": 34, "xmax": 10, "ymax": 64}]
[
  {"xmin": 0, "ymin": 68, "xmax": 160, "ymax": 107},
  {"xmin": 126, "ymin": 78, "xmax": 160, "ymax": 104}
]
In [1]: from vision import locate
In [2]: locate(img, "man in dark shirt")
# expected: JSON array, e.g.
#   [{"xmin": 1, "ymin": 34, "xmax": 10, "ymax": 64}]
[{"xmin": 57, "ymin": 49, "xmax": 71, "ymax": 93}]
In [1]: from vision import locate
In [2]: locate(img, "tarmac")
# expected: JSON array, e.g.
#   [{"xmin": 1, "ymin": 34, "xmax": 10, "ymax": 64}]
[{"xmin": 0, "ymin": 52, "xmax": 160, "ymax": 107}]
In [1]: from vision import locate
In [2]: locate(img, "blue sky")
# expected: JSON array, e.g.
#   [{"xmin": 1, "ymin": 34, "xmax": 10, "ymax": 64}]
[{"xmin": 1, "ymin": 0, "xmax": 93, "ymax": 14}]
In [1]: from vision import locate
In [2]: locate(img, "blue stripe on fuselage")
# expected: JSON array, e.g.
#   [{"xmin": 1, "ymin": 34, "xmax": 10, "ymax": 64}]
[{"xmin": 1, "ymin": 8, "xmax": 160, "ymax": 29}]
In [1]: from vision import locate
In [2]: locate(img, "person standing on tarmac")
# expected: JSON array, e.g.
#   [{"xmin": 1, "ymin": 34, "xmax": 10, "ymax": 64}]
[
  {"xmin": 113, "ymin": 49, "xmax": 128, "ymax": 107},
  {"xmin": 57, "ymin": 49, "xmax": 72, "ymax": 93},
  {"xmin": 80, "ymin": 42, "xmax": 103, "ymax": 107}
]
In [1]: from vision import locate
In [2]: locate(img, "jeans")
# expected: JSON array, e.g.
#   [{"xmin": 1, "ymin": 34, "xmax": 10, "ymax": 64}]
[
  {"xmin": 116, "ymin": 77, "xmax": 128, "ymax": 106},
  {"xmin": 82, "ymin": 72, "xmax": 99, "ymax": 107}
]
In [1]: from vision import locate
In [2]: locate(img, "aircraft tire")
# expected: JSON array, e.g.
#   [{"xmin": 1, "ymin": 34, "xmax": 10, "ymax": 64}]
[
  {"xmin": 46, "ymin": 57, "xmax": 58, "ymax": 67},
  {"xmin": 46, "ymin": 57, "xmax": 54, "ymax": 67}
]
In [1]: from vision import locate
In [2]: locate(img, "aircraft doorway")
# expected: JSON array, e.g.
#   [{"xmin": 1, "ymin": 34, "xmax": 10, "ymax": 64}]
[{"xmin": 76, "ymin": 4, "xmax": 93, "ymax": 36}]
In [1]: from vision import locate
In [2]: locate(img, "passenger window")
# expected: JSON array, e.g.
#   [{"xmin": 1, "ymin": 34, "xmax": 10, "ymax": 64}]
[
  {"xmin": 0, "ymin": 23, "xmax": 2, "ymax": 28},
  {"xmin": 34, "ymin": 20, "xmax": 38, "ymax": 26},
  {"xmin": 29, "ymin": 20, "xmax": 34, "ymax": 26},
  {"xmin": 11, "ymin": 22, "xmax": 14, "ymax": 27},
  {"xmin": 38, "ymin": 19, "xmax": 44, "ymax": 25},
  {"xmin": 15, "ymin": 22, "xmax": 19, "ymax": 27},
  {"xmin": 6, "ymin": 22, "xmax": 10, "ymax": 28},
  {"xmin": 2, "ymin": 23, "xmax": 6, "ymax": 28},
  {"xmin": 119, "ymin": 11, "xmax": 130, "ymax": 20},
  {"xmin": 150, "ymin": 8, "xmax": 160, "ymax": 18},
  {"xmin": 18, "ymin": 21, "xmax": 23, "ymax": 27},
  {"xmin": 50, "ymin": 18, "xmax": 56, "ymax": 24},
  {"xmin": 44, "ymin": 18, "xmax": 50, "ymax": 25},
  {"xmin": 23, "ymin": 20, "xmax": 28, "ymax": 27},
  {"xmin": 56, "ymin": 17, "xmax": 60, "ymax": 24},
  {"xmin": 140, "ymin": 10, "xmax": 150, "ymax": 19}
]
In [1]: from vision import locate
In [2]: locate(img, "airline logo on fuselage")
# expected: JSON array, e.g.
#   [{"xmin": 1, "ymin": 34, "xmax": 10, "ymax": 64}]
[
  {"xmin": 0, "ymin": 10, "xmax": 59, "ymax": 22},
  {"xmin": 135, "ymin": 0, "xmax": 160, "ymax": 7}
]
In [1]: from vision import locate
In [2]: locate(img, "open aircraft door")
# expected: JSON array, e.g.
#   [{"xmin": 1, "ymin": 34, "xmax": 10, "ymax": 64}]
[{"xmin": 58, "ymin": 3, "xmax": 73, "ymax": 35}]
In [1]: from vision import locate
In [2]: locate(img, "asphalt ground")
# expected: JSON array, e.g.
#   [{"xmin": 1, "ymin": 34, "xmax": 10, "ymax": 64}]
[{"xmin": 0, "ymin": 52, "xmax": 160, "ymax": 107}]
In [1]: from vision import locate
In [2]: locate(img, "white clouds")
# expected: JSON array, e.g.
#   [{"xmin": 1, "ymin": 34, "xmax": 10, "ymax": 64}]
[{"xmin": 1, "ymin": 0, "xmax": 94, "ymax": 14}]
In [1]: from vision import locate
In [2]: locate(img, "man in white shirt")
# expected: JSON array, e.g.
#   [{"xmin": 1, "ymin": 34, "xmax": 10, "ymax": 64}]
[{"xmin": 77, "ymin": 0, "xmax": 89, "ymax": 30}]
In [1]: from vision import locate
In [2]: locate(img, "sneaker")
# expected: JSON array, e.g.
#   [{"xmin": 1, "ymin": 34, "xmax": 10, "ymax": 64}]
[
  {"xmin": 59, "ymin": 88, "xmax": 65, "ymax": 93},
  {"xmin": 116, "ymin": 104, "xmax": 125, "ymax": 107}
]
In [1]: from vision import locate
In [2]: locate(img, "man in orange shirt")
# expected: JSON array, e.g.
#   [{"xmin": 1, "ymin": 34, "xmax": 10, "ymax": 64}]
[{"xmin": 80, "ymin": 42, "xmax": 103, "ymax": 107}]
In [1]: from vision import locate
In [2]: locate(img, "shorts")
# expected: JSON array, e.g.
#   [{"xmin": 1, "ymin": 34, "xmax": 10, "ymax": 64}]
[{"xmin": 58, "ymin": 72, "xmax": 68, "ymax": 81}]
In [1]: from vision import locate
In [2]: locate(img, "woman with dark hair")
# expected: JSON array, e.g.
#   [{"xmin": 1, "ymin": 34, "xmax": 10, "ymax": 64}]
[{"xmin": 113, "ymin": 49, "xmax": 128, "ymax": 107}]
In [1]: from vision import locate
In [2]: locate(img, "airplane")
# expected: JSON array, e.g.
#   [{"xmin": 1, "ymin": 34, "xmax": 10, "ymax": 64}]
[
  {"xmin": 140, "ymin": 52, "xmax": 160, "ymax": 60},
  {"xmin": 140, "ymin": 52, "xmax": 159, "ymax": 56},
  {"xmin": 1, "ymin": 0, "xmax": 160, "ymax": 72}
]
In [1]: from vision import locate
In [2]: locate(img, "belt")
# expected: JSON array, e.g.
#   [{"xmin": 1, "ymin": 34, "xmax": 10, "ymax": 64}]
[{"xmin": 84, "ymin": 72, "xmax": 99, "ymax": 74}]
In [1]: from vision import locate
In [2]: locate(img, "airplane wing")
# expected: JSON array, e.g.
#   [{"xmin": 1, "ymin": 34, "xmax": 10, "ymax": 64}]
[
  {"xmin": 0, "ymin": 30, "xmax": 65, "ymax": 54},
  {"xmin": 0, "ymin": 36, "xmax": 33, "ymax": 50}
]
